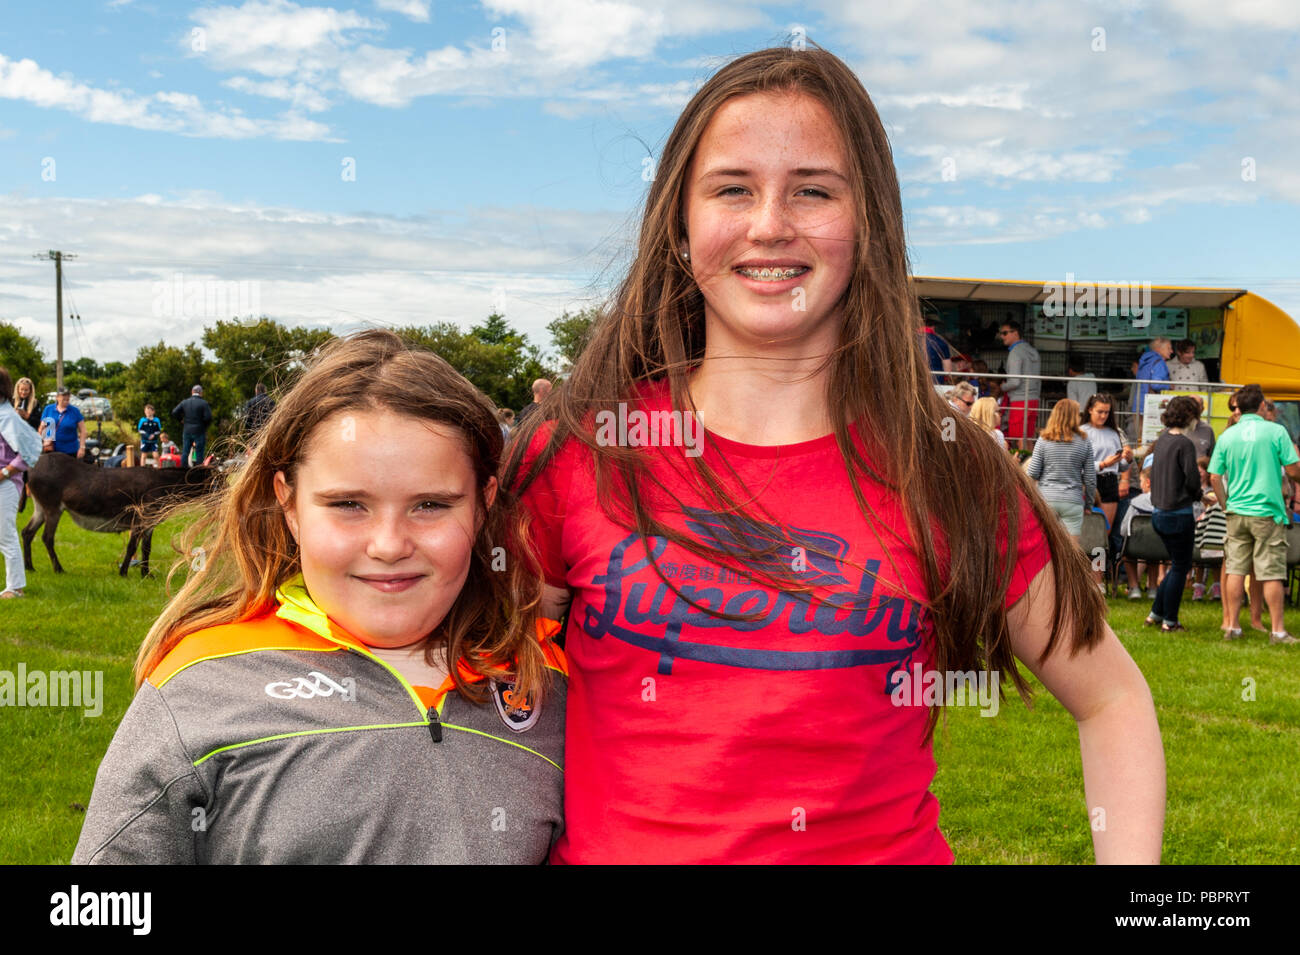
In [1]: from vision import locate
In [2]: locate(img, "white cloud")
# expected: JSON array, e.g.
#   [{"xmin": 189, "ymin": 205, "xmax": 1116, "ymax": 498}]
[
  {"xmin": 0, "ymin": 193, "xmax": 620, "ymax": 364},
  {"xmin": 876, "ymin": 84, "xmax": 1035, "ymax": 113},
  {"xmin": 481, "ymin": 0, "xmax": 756, "ymax": 69},
  {"xmin": 191, "ymin": 0, "xmax": 385, "ymax": 79},
  {"xmin": 375, "ymin": 0, "xmax": 432, "ymax": 22},
  {"xmin": 1164, "ymin": 0, "xmax": 1300, "ymax": 28},
  {"xmin": 911, "ymin": 205, "xmax": 1002, "ymax": 230},
  {"xmin": 189, "ymin": 0, "xmax": 756, "ymax": 111},
  {"xmin": 907, "ymin": 142, "xmax": 1126, "ymax": 183},
  {"xmin": 0, "ymin": 54, "xmax": 334, "ymax": 140},
  {"xmin": 792, "ymin": 0, "xmax": 1300, "ymax": 218},
  {"xmin": 222, "ymin": 75, "xmax": 334, "ymax": 112}
]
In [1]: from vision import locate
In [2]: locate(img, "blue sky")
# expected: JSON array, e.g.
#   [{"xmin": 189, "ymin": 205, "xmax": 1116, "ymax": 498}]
[{"xmin": 2, "ymin": 0, "xmax": 1298, "ymax": 365}]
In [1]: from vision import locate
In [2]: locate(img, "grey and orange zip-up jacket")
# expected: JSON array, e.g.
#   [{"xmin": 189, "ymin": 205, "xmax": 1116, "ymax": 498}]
[{"xmin": 72, "ymin": 577, "xmax": 566, "ymax": 864}]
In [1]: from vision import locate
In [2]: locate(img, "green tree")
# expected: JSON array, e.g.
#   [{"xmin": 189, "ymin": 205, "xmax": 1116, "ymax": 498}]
[
  {"xmin": 396, "ymin": 313, "xmax": 555, "ymax": 411},
  {"xmin": 472, "ymin": 312, "xmax": 516, "ymax": 347},
  {"xmin": 119, "ymin": 342, "xmax": 208, "ymax": 436},
  {"xmin": 0, "ymin": 323, "xmax": 48, "ymax": 392},
  {"xmin": 67, "ymin": 357, "xmax": 104, "ymax": 379},
  {"xmin": 466, "ymin": 313, "xmax": 555, "ymax": 410},
  {"xmin": 97, "ymin": 361, "xmax": 128, "ymax": 398},
  {"xmin": 547, "ymin": 307, "xmax": 599, "ymax": 369},
  {"xmin": 201, "ymin": 318, "xmax": 335, "ymax": 401}
]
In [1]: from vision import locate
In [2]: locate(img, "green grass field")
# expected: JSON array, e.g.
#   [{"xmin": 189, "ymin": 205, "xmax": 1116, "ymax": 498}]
[{"xmin": 1, "ymin": 519, "xmax": 1296, "ymax": 864}]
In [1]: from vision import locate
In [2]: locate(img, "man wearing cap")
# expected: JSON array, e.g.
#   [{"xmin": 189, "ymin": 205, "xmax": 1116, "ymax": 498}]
[
  {"xmin": 39, "ymin": 387, "xmax": 86, "ymax": 458},
  {"xmin": 172, "ymin": 385, "xmax": 213, "ymax": 468}
]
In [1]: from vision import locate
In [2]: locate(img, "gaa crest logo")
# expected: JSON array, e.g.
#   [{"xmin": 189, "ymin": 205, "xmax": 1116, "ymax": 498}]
[{"xmin": 491, "ymin": 680, "xmax": 541, "ymax": 733}]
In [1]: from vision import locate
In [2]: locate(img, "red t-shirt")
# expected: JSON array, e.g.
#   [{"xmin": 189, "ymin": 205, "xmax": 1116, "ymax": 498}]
[{"xmin": 517, "ymin": 383, "xmax": 1051, "ymax": 864}]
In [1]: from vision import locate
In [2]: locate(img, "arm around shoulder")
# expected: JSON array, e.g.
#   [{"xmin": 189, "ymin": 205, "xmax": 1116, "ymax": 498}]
[{"xmin": 72, "ymin": 681, "xmax": 206, "ymax": 864}]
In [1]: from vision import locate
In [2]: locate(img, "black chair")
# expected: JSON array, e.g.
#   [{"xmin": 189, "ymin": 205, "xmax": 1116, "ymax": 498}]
[
  {"xmin": 1128, "ymin": 513, "xmax": 1225, "ymax": 566},
  {"xmin": 1080, "ymin": 509, "xmax": 1109, "ymax": 563},
  {"xmin": 1123, "ymin": 515, "xmax": 1169, "ymax": 564}
]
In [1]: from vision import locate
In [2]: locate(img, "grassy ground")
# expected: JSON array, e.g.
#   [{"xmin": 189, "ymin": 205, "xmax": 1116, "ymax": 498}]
[
  {"xmin": 933, "ymin": 595, "xmax": 1299, "ymax": 863},
  {"xmin": 1, "ymin": 521, "xmax": 1296, "ymax": 864}
]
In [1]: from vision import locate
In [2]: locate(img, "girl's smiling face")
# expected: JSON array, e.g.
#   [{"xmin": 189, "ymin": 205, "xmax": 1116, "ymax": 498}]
[
  {"xmin": 274, "ymin": 409, "xmax": 496, "ymax": 650},
  {"xmin": 683, "ymin": 90, "xmax": 858, "ymax": 353}
]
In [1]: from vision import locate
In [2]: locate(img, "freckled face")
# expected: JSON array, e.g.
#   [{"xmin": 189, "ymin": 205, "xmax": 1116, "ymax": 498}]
[
  {"xmin": 274, "ymin": 410, "xmax": 496, "ymax": 650},
  {"xmin": 683, "ymin": 91, "xmax": 858, "ymax": 352}
]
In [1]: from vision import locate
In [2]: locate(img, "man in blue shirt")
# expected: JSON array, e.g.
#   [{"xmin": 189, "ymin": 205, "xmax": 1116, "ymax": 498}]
[{"xmin": 40, "ymin": 387, "xmax": 86, "ymax": 458}]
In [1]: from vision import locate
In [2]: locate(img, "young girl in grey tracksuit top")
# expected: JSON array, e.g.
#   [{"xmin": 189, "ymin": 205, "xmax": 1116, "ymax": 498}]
[{"xmin": 74, "ymin": 331, "xmax": 565, "ymax": 864}]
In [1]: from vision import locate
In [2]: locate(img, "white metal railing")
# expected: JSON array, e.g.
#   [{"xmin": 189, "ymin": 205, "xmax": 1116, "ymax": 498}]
[{"xmin": 933, "ymin": 370, "xmax": 1243, "ymax": 447}]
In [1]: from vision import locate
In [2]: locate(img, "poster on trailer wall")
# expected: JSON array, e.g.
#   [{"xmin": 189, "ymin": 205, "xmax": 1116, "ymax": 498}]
[
  {"xmin": 1141, "ymin": 391, "xmax": 1211, "ymax": 445},
  {"xmin": 1187, "ymin": 308, "xmax": 1224, "ymax": 359}
]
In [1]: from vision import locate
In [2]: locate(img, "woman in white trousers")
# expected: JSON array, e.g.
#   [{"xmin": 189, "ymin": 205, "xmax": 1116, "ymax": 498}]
[{"xmin": 0, "ymin": 367, "xmax": 44, "ymax": 597}]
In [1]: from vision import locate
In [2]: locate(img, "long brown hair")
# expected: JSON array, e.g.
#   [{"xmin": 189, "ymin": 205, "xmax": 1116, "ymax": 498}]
[
  {"xmin": 137, "ymin": 329, "xmax": 546, "ymax": 703},
  {"xmin": 1081, "ymin": 392, "xmax": 1119, "ymax": 434},
  {"xmin": 504, "ymin": 45, "xmax": 1104, "ymax": 739},
  {"xmin": 1040, "ymin": 398, "xmax": 1085, "ymax": 442}
]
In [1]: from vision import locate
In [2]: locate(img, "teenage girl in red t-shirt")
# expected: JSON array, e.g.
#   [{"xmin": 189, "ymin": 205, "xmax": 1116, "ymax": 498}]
[{"xmin": 506, "ymin": 45, "xmax": 1165, "ymax": 864}]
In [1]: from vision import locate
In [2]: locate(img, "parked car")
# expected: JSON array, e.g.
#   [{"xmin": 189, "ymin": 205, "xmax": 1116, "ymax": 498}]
[
  {"xmin": 79, "ymin": 396, "xmax": 115, "ymax": 421},
  {"xmin": 44, "ymin": 389, "xmax": 114, "ymax": 421}
]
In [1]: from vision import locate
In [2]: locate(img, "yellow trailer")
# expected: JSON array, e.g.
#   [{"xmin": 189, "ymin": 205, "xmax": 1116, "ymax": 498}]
[{"xmin": 912, "ymin": 276, "xmax": 1300, "ymax": 440}]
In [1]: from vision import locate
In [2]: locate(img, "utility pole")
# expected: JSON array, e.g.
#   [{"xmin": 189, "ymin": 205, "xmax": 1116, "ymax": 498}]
[{"xmin": 33, "ymin": 249, "xmax": 76, "ymax": 389}]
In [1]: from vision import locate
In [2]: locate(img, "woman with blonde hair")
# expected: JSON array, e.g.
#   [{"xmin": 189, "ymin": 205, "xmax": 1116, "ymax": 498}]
[
  {"xmin": 507, "ymin": 45, "xmax": 1163, "ymax": 863},
  {"xmin": 12, "ymin": 376, "xmax": 43, "ymax": 431},
  {"xmin": 1026, "ymin": 398, "xmax": 1100, "ymax": 542},
  {"xmin": 0, "ymin": 367, "xmax": 42, "ymax": 598},
  {"xmin": 969, "ymin": 396, "xmax": 1006, "ymax": 449}
]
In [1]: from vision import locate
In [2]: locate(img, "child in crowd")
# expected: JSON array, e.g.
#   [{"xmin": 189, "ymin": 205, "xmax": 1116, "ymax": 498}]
[
  {"xmin": 137, "ymin": 403, "xmax": 162, "ymax": 465},
  {"xmin": 1120, "ymin": 464, "xmax": 1163, "ymax": 598},
  {"xmin": 1192, "ymin": 456, "xmax": 1226, "ymax": 601},
  {"xmin": 157, "ymin": 432, "xmax": 181, "ymax": 468}
]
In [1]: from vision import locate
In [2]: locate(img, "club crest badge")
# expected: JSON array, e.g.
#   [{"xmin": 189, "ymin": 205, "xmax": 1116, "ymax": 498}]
[{"xmin": 491, "ymin": 680, "xmax": 541, "ymax": 733}]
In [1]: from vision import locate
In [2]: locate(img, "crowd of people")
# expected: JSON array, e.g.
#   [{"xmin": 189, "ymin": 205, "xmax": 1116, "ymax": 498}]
[
  {"xmin": 931, "ymin": 322, "xmax": 1216, "ymax": 450},
  {"xmin": 0, "ymin": 371, "xmax": 281, "ymax": 598},
  {"xmin": 944, "ymin": 379, "xmax": 1300, "ymax": 642}
]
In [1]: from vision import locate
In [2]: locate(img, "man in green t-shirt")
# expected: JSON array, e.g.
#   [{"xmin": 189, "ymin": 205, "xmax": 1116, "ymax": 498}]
[{"xmin": 1208, "ymin": 384, "xmax": 1300, "ymax": 643}]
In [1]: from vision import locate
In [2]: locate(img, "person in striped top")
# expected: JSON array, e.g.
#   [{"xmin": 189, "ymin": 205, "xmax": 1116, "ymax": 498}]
[
  {"xmin": 1025, "ymin": 398, "xmax": 1099, "ymax": 543},
  {"xmin": 1193, "ymin": 456, "xmax": 1226, "ymax": 601}
]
